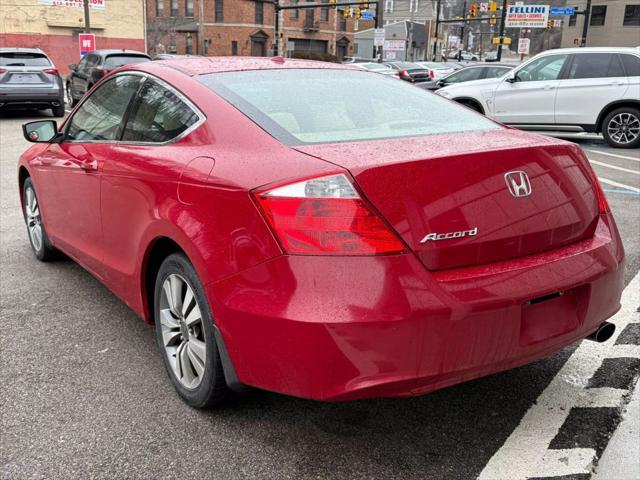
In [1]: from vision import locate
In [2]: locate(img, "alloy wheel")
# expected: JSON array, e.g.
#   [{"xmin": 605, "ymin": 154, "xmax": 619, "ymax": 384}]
[
  {"xmin": 159, "ymin": 274, "xmax": 206, "ymax": 389},
  {"xmin": 607, "ymin": 112, "xmax": 640, "ymax": 145},
  {"xmin": 24, "ymin": 187, "xmax": 43, "ymax": 253}
]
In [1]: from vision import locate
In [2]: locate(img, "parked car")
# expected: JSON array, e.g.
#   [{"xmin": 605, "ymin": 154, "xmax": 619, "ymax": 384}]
[
  {"xmin": 352, "ymin": 62, "xmax": 399, "ymax": 78},
  {"xmin": 447, "ymin": 50, "xmax": 479, "ymax": 61},
  {"xmin": 418, "ymin": 64, "xmax": 514, "ymax": 91},
  {"xmin": 19, "ymin": 57, "xmax": 624, "ymax": 408},
  {"xmin": 66, "ymin": 49, "xmax": 151, "ymax": 106},
  {"xmin": 436, "ymin": 47, "xmax": 640, "ymax": 148},
  {"xmin": 0, "ymin": 47, "xmax": 65, "ymax": 117},
  {"xmin": 414, "ymin": 61, "xmax": 458, "ymax": 81},
  {"xmin": 384, "ymin": 61, "xmax": 430, "ymax": 83},
  {"xmin": 342, "ymin": 56, "xmax": 376, "ymax": 64},
  {"xmin": 484, "ymin": 51, "xmax": 499, "ymax": 62}
]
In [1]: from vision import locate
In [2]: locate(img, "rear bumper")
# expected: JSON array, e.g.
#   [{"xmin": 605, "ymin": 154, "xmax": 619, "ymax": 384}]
[
  {"xmin": 208, "ymin": 214, "xmax": 624, "ymax": 401},
  {"xmin": 0, "ymin": 89, "xmax": 63, "ymax": 109}
]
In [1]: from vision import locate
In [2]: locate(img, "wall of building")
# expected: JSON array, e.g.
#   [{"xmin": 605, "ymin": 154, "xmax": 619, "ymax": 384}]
[
  {"xmin": 561, "ymin": 0, "xmax": 640, "ymax": 47},
  {"xmin": 146, "ymin": 0, "xmax": 356, "ymax": 59},
  {"xmin": 0, "ymin": 0, "xmax": 145, "ymax": 73}
]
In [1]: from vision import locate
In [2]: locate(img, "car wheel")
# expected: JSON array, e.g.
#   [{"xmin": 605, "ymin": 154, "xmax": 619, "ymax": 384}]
[
  {"xmin": 52, "ymin": 104, "xmax": 65, "ymax": 117},
  {"xmin": 22, "ymin": 178, "xmax": 57, "ymax": 261},
  {"xmin": 458, "ymin": 100, "xmax": 483, "ymax": 114},
  {"xmin": 154, "ymin": 253, "xmax": 232, "ymax": 408},
  {"xmin": 602, "ymin": 107, "xmax": 640, "ymax": 149}
]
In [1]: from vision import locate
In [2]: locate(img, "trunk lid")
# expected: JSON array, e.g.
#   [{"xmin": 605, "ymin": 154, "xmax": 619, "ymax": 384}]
[{"xmin": 295, "ymin": 129, "xmax": 599, "ymax": 270}]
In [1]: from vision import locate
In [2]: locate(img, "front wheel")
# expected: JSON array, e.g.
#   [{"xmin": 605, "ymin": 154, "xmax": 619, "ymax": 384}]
[
  {"xmin": 154, "ymin": 253, "xmax": 233, "ymax": 408},
  {"xmin": 22, "ymin": 178, "xmax": 57, "ymax": 261},
  {"xmin": 602, "ymin": 107, "xmax": 640, "ymax": 149}
]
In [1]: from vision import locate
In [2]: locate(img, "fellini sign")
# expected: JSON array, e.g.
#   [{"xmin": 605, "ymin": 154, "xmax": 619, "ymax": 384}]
[
  {"xmin": 37, "ymin": 0, "xmax": 105, "ymax": 8},
  {"xmin": 505, "ymin": 5, "xmax": 550, "ymax": 28}
]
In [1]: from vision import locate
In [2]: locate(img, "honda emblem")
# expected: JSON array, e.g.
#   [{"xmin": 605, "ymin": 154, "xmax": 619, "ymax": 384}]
[{"xmin": 504, "ymin": 171, "xmax": 532, "ymax": 198}]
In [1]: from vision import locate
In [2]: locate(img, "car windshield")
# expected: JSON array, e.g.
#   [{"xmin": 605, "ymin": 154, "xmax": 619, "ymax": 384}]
[
  {"xmin": 104, "ymin": 55, "xmax": 150, "ymax": 69},
  {"xmin": 0, "ymin": 52, "xmax": 50, "ymax": 67},
  {"xmin": 198, "ymin": 69, "xmax": 500, "ymax": 145}
]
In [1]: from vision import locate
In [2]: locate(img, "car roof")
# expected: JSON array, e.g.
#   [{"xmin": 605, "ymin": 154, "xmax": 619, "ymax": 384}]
[
  {"xmin": 138, "ymin": 56, "xmax": 355, "ymax": 76},
  {"xmin": 0, "ymin": 47, "xmax": 46, "ymax": 54},
  {"xmin": 539, "ymin": 46, "xmax": 640, "ymax": 55}
]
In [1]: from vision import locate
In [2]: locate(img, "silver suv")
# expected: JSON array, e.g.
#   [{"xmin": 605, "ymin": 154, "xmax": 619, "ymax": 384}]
[{"xmin": 0, "ymin": 48, "xmax": 65, "ymax": 117}]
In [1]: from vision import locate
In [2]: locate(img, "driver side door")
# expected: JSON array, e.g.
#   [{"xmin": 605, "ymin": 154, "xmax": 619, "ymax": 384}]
[
  {"xmin": 493, "ymin": 54, "xmax": 569, "ymax": 125},
  {"xmin": 39, "ymin": 74, "xmax": 142, "ymax": 276}
]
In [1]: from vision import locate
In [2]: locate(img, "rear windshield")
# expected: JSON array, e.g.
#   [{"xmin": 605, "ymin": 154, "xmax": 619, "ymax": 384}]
[
  {"xmin": 0, "ymin": 52, "xmax": 51, "ymax": 67},
  {"xmin": 198, "ymin": 69, "xmax": 500, "ymax": 145},
  {"xmin": 104, "ymin": 55, "xmax": 150, "ymax": 69}
]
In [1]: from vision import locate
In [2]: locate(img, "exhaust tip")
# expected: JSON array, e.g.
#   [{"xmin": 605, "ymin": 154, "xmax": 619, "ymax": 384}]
[{"xmin": 586, "ymin": 321, "xmax": 616, "ymax": 343}]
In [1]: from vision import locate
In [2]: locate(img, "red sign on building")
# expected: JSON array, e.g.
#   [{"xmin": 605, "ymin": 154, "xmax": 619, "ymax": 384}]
[{"xmin": 78, "ymin": 33, "xmax": 96, "ymax": 56}]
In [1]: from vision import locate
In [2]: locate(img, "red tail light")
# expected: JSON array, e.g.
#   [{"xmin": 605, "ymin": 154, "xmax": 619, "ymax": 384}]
[
  {"xmin": 43, "ymin": 68, "xmax": 59, "ymax": 75},
  {"xmin": 0, "ymin": 68, "xmax": 6, "ymax": 74},
  {"xmin": 429, "ymin": 70, "xmax": 435, "ymax": 78},
  {"xmin": 588, "ymin": 165, "xmax": 610, "ymax": 213},
  {"xmin": 253, "ymin": 173, "xmax": 405, "ymax": 255},
  {"xmin": 400, "ymin": 69, "xmax": 410, "ymax": 78}
]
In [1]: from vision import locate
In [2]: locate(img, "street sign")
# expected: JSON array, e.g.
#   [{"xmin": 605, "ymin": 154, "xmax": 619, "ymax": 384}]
[
  {"xmin": 492, "ymin": 36, "xmax": 511, "ymax": 45},
  {"xmin": 374, "ymin": 28, "xmax": 385, "ymax": 47},
  {"xmin": 505, "ymin": 5, "xmax": 550, "ymax": 28},
  {"xmin": 78, "ymin": 33, "xmax": 96, "ymax": 56},
  {"xmin": 518, "ymin": 38, "xmax": 530, "ymax": 55},
  {"xmin": 550, "ymin": 7, "xmax": 575, "ymax": 16},
  {"xmin": 553, "ymin": 19, "xmax": 562, "ymax": 27},
  {"xmin": 479, "ymin": 2, "xmax": 489, "ymax": 12},
  {"xmin": 361, "ymin": 12, "xmax": 374, "ymax": 20},
  {"xmin": 384, "ymin": 40, "xmax": 405, "ymax": 51}
]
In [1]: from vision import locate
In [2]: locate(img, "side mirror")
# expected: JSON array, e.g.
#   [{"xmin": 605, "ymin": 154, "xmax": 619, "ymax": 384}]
[
  {"xmin": 68, "ymin": 64, "xmax": 78, "ymax": 72},
  {"xmin": 23, "ymin": 120, "xmax": 59, "ymax": 143},
  {"xmin": 505, "ymin": 72, "xmax": 517, "ymax": 83}
]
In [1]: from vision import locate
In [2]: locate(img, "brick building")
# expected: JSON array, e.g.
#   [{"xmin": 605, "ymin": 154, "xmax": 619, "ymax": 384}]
[
  {"xmin": 0, "ymin": 0, "xmax": 145, "ymax": 74},
  {"xmin": 146, "ymin": 0, "xmax": 356, "ymax": 60}
]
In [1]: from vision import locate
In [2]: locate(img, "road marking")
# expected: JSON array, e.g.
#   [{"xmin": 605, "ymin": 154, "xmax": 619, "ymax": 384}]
[
  {"xmin": 598, "ymin": 177, "xmax": 640, "ymax": 193},
  {"xmin": 586, "ymin": 149, "xmax": 640, "ymax": 163},
  {"xmin": 602, "ymin": 188, "xmax": 640, "ymax": 196},
  {"xmin": 589, "ymin": 159, "xmax": 640, "ymax": 175},
  {"xmin": 478, "ymin": 272, "xmax": 640, "ymax": 480}
]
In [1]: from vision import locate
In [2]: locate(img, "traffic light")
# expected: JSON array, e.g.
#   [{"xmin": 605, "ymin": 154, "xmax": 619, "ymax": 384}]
[
  {"xmin": 354, "ymin": 7, "xmax": 361, "ymax": 19},
  {"xmin": 343, "ymin": 7, "xmax": 350, "ymax": 19},
  {"xmin": 489, "ymin": 14, "xmax": 497, "ymax": 24},
  {"xmin": 546, "ymin": 20, "xmax": 553, "ymax": 29},
  {"xmin": 470, "ymin": 3, "xmax": 478, "ymax": 17},
  {"xmin": 489, "ymin": 1, "xmax": 497, "ymax": 11},
  {"xmin": 361, "ymin": 2, "xmax": 369, "ymax": 8}
]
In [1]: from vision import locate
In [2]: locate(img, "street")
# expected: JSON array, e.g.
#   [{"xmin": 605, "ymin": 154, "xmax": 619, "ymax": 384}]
[{"xmin": 1, "ymin": 111, "xmax": 639, "ymax": 480}]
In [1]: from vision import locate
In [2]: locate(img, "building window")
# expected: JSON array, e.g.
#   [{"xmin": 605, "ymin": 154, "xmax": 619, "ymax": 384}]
[
  {"xmin": 385, "ymin": 0, "xmax": 394, "ymax": 13},
  {"xmin": 290, "ymin": 0, "xmax": 298, "ymax": 19},
  {"xmin": 215, "ymin": 0, "xmax": 224, "ymax": 22},
  {"xmin": 170, "ymin": 0, "xmax": 178, "ymax": 17},
  {"xmin": 185, "ymin": 0, "xmax": 193, "ymax": 17},
  {"xmin": 590, "ymin": 5, "xmax": 607, "ymax": 26},
  {"xmin": 231, "ymin": 41, "xmax": 238, "ymax": 55},
  {"xmin": 320, "ymin": 7, "xmax": 329, "ymax": 21},
  {"xmin": 409, "ymin": 0, "xmax": 419, "ymax": 12},
  {"xmin": 156, "ymin": 0, "xmax": 164, "ymax": 16},
  {"xmin": 623, "ymin": 5, "xmax": 640, "ymax": 25},
  {"xmin": 255, "ymin": 1, "xmax": 264, "ymax": 24},
  {"xmin": 568, "ymin": 13, "xmax": 577, "ymax": 26},
  {"xmin": 339, "ymin": 14, "xmax": 346, "ymax": 31},
  {"xmin": 186, "ymin": 35, "xmax": 193, "ymax": 54}
]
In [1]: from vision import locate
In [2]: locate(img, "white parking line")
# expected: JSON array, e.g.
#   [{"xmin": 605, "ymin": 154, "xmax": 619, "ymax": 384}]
[
  {"xmin": 589, "ymin": 159, "xmax": 640, "ymax": 175},
  {"xmin": 478, "ymin": 272, "xmax": 640, "ymax": 480},
  {"xmin": 598, "ymin": 177, "xmax": 640, "ymax": 193},
  {"xmin": 586, "ymin": 149, "xmax": 640, "ymax": 163}
]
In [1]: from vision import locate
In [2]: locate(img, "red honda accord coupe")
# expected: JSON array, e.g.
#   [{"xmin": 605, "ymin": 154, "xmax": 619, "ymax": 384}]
[{"xmin": 18, "ymin": 57, "xmax": 624, "ymax": 408}]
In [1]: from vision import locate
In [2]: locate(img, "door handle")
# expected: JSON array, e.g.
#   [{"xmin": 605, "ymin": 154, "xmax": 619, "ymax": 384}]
[
  {"xmin": 610, "ymin": 80, "xmax": 623, "ymax": 86},
  {"xmin": 542, "ymin": 84, "xmax": 554, "ymax": 91},
  {"xmin": 80, "ymin": 159, "xmax": 98, "ymax": 172}
]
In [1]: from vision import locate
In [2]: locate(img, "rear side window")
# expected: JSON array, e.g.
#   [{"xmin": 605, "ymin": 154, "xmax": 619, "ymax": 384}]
[
  {"xmin": 0, "ymin": 52, "xmax": 50, "ymax": 67},
  {"xmin": 104, "ymin": 55, "xmax": 150, "ymax": 69},
  {"xmin": 122, "ymin": 79, "xmax": 199, "ymax": 143},
  {"xmin": 198, "ymin": 69, "xmax": 500, "ymax": 145},
  {"xmin": 620, "ymin": 54, "xmax": 640, "ymax": 76},
  {"xmin": 66, "ymin": 75, "xmax": 142, "ymax": 142},
  {"xmin": 447, "ymin": 67, "xmax": 483, "ymax": 83},
  {"xmin": 567, "ymin": 53, "xmax": 626, "ymax": 79},
  {"xmin": 485, "ymin": 66, "xmax": 511, "ymax": 78}
]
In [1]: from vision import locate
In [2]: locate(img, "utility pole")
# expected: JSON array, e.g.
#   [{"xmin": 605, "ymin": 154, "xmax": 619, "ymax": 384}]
[
  {"xmin": 198, "ymin": 0, "xmax": 205, "ymax": 55},
  {"xmin": 377, "ymin": 1, "xmax": 384, "ymax": 61},
  {"xmin": 83, "ymin": 0, "xmax": 91, "ymax": 33},
  {"xmin": 274, "ymin": 0, "xmax": 281, "ymax": 56},
  {"xmin": 496, "ymin": 0, "xmax": 507, "ymax": 61},
  {"xmin": 459, "ymin": 0, "xmax": 467, "ymax": 56},
  {"xmin": 407, "ymin": 0, "xmax": 416, "ymax": 61},
  {"xmin": 431, "ymin": 0, "xmax": 441, "ymax": 60},
  {"xmin": 580, "ymin": 0, "xmax": 591, "ymax": 47}
]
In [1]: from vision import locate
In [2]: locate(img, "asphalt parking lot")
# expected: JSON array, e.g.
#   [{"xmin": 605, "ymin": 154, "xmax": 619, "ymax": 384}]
[{"xmin": 1, "ymin": 111, "xmax": 639, "ymax": 480}]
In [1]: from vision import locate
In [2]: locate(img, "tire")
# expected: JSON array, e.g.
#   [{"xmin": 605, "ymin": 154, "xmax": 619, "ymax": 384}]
[
  {"xmin": 22, "ymin": 178, "xmax": 57, "ymax": 261},
  {"xmin": 602, "ymin": 107, "xmax": 640, "ymax": 149},
  {"xmin": 154, "ymin": 253, "xmax": 232, "ymax": 408},
  {"xmin": 458, "ymin": 100, "xmax": 483, "ymax": 114},
  {"xmin": 52, "ymin": 104, "xmax": 65, "ymax": 117}
]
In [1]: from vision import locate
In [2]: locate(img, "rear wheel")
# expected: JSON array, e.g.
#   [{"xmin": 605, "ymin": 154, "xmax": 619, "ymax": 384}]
[
  {"xmin": 52, "ymin": 104, "xmax": 65, "ymax": 117},
  {"xmin": 154, "ymin": 253, "xmax": 232, "ymax": 408},
  {"xmin": 602, "ymin": 107, "xmax": 640, "ymax": 149},
  {"xmin": 22, "ymin": 178, "xmax": 57, "ymax": 261}
]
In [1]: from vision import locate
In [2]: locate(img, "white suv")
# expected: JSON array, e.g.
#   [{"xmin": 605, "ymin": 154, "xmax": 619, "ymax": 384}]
[{"xmin": 436, "ymin": 47, "xmax": 640, "ymax": 148}]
